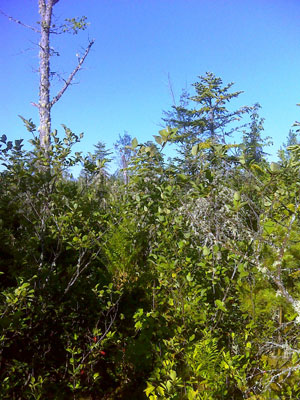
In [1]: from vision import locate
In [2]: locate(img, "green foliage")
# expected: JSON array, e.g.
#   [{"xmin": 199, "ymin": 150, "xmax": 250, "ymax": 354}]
[
  {"xmin": 242, "ymin": 103, "xmax": 271, "ymax": 165},
  {"xmin": 163, "ymin": 72, "xmax": 251, "ymax": 175},
  {"xmin": 62, "ymin": 16, "xmax": 89, "ymax": 34},
  {"xmin": 0, "ymin": 127, "xmax": 121, "ymax": 399},
  {"xmin": 2, "ymin": 73, "xmax": 300, "ymax": 399}
]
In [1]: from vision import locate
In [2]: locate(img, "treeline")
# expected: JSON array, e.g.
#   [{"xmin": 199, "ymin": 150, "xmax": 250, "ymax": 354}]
[{"xmin": 1, "ymin": 73, "xmax": 300, "ymax": 399}]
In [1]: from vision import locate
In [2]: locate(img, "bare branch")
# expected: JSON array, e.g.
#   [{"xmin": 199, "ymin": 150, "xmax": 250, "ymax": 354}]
[
  {"xmin": 63, "ymin": 244, "xmax": 101, "ymax": 296},
  {"xmin": 167, "ymin": 72, "xmax": 177, "ymax": 107},
  {"xmin": 50, "ymin": 39, "xmax": 95, "ymax": 107},
  {"xmin": 0, "ymin": 9, "xmax": 40, "ymax": 33}
]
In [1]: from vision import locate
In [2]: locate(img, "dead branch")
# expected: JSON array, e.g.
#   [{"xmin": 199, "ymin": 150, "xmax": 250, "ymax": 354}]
[
  {"xmin": 0, "ymin": 9, "xmax": 40, "ymax": 33},
  {"xmin": 167, "ymin": 72, "xmax": 177, "ymax": 107},
  {"xmin": 50, "ymin": 39, "xmax": 95, "ymax": 107}
]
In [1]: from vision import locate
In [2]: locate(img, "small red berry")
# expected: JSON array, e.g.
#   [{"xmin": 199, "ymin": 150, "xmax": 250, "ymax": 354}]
[
  {"xmin": 80, "ymin": 369, "xmax": 85, "ymax": 375},
  {"xmin": 100, "ymin": 350, "xmax": 106, "ymax": 356},
  {"xmin": 93, "ymin": 336, "xmax": 97, "ymax": 343}
]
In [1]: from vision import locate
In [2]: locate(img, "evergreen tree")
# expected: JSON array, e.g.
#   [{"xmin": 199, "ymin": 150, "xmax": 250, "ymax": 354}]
[
  {"xmin": 278, "ymin": 129, "xmax": 299, "ymax": 161},
  {"xmin": 80, "ymin": 140, "xmax": 112, "ymax": 181},
  {"xmin": 93, "ymin": 141, "xmax": 112, "ymax": 175},
  {"xmin": 163, "ymin": 72, "xmax": 251, "ymax": 173},
  {"xmin": 114, "ymin": 132, "xmax": 133, "ymax": 184},
  {"xmin": 165, "ymin": 72, "xmax": 250, "ymax": 142},
  {"xmin": 242, "ymin": 103, "xmax": 270, "ymax": 164}
]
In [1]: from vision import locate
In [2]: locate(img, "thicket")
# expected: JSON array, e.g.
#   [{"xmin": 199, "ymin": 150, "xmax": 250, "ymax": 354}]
[{"xmin": 1, "ymin": 74, "xmax": 300, "ymax": 399}]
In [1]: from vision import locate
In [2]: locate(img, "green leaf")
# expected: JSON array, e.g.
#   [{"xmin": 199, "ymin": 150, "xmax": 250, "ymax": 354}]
[
  {"xmin": 191, "ymin": 144, "xmax": 198, "ymax": 156},
  {"xmin": 178, "ymin": 173, "xmax": 188, "ymax": 181},
  {"xmin": 157, "ymin": 386, "xmax": 165, "ymax": 396},
  {"xmin": 203, "ymin": 246, "xmax": 210, "ymax": 256},
  {"xmin": 144, "ymin": 383, "xmax": 155, "ymax": 396},
  {"xmin": 239, "ymin": 154, "xmax": 246, "ymax": 165},
  {"xmin": 238, "ymin": 264, "xmax": 249, "ymax": 279},
  {"xmin": 135, "ymin": 321, "xmax": 142, "ymax": 330},
  {"xmin": 292, "ymin": 352, "xmax": 298, "ymax": 364},
  {"xmin": 187, "ymin": 389, "xmax": 198, "ymax": 400},
  {"xmin": 93, "ymin": 372, "xmax": 100, "ymax": 380},
  {"xmin": 215, "ymin": 299, "xmax": 227, "ymax": 312},
  {"xmin": 169, "ymin": 370, "xmax": 177, "ymax": 380},
  {"xmin": 234, "ymin": 191, "xmax": 241, "ymax": 201},
  {"xmin": 264, "ymin": 220, "xmax": 276, "ymax": 234},
  {"xmin": 250, "ymin": 163, "xmax": 265, "ymax": 174},
  {"xmin": 178, "ymin": 240, "xmax": 185, "ymax": 249},
  {"xmin": 153, "ymin": 135, "xmax": 162, "ymax": 145},
  {"xmin": 189, "ymin": 334, "xmax": 195, "ymax": 342},
  {"xmin": 131, "ymin": 137, "xmax": 138, "ymax": 148},
  {"xmin": 159, "ymin": 128, "xmax": 169, "ymax": 138},
  {"xmin": 270, "ymin": 162, "xmax": 280, "ymax": 172},
  {"xmin": 198, "ymin": 141, "xmax": 211, "ymax": 150},
  {"xmin": 222, "ymin": 361, "xmax": 230, "ymax": 369}
]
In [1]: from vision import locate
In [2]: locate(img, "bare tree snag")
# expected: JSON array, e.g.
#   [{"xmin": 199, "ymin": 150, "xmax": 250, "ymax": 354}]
[
  {"xmin": 1, "ymin": 0, "xmax": 94, "ymax": 150},
  {"xmin": 38, "ymin": 0, "xmax": 54, "ymax": 149},
  {"xmin": 38, "ymin": 0, "xmax": 94, "ymax": 150}
]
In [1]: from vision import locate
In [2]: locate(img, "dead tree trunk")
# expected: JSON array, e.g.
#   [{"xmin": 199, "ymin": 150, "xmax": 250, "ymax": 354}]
[
  {"xmin": 1, "ymin": 0, "xmax": 95, "ymax": 150},
  {"xmin": 38, "ymin": 0, "xmax": 56, "ymax": 150}
]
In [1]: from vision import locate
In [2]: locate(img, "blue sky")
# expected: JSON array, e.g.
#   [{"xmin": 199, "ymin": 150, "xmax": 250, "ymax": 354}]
[{"xmin": 1, "ymin": 0, "xmax": 300, "ymax": 172}]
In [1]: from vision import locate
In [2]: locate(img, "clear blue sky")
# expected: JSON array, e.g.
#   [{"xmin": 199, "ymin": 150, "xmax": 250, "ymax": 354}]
[{"xmin": 1, "ymin": 0, "xmax": 300, "ymax": 172}]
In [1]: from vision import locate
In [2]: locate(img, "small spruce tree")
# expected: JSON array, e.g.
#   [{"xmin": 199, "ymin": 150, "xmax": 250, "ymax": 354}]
[
  {"xmin": 163, "ymin": 72, "xmax": 251, "ymax": 173},
  {"xmin": 242, "ymin": 103, "xmax": 270, "ymax": 165}
]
